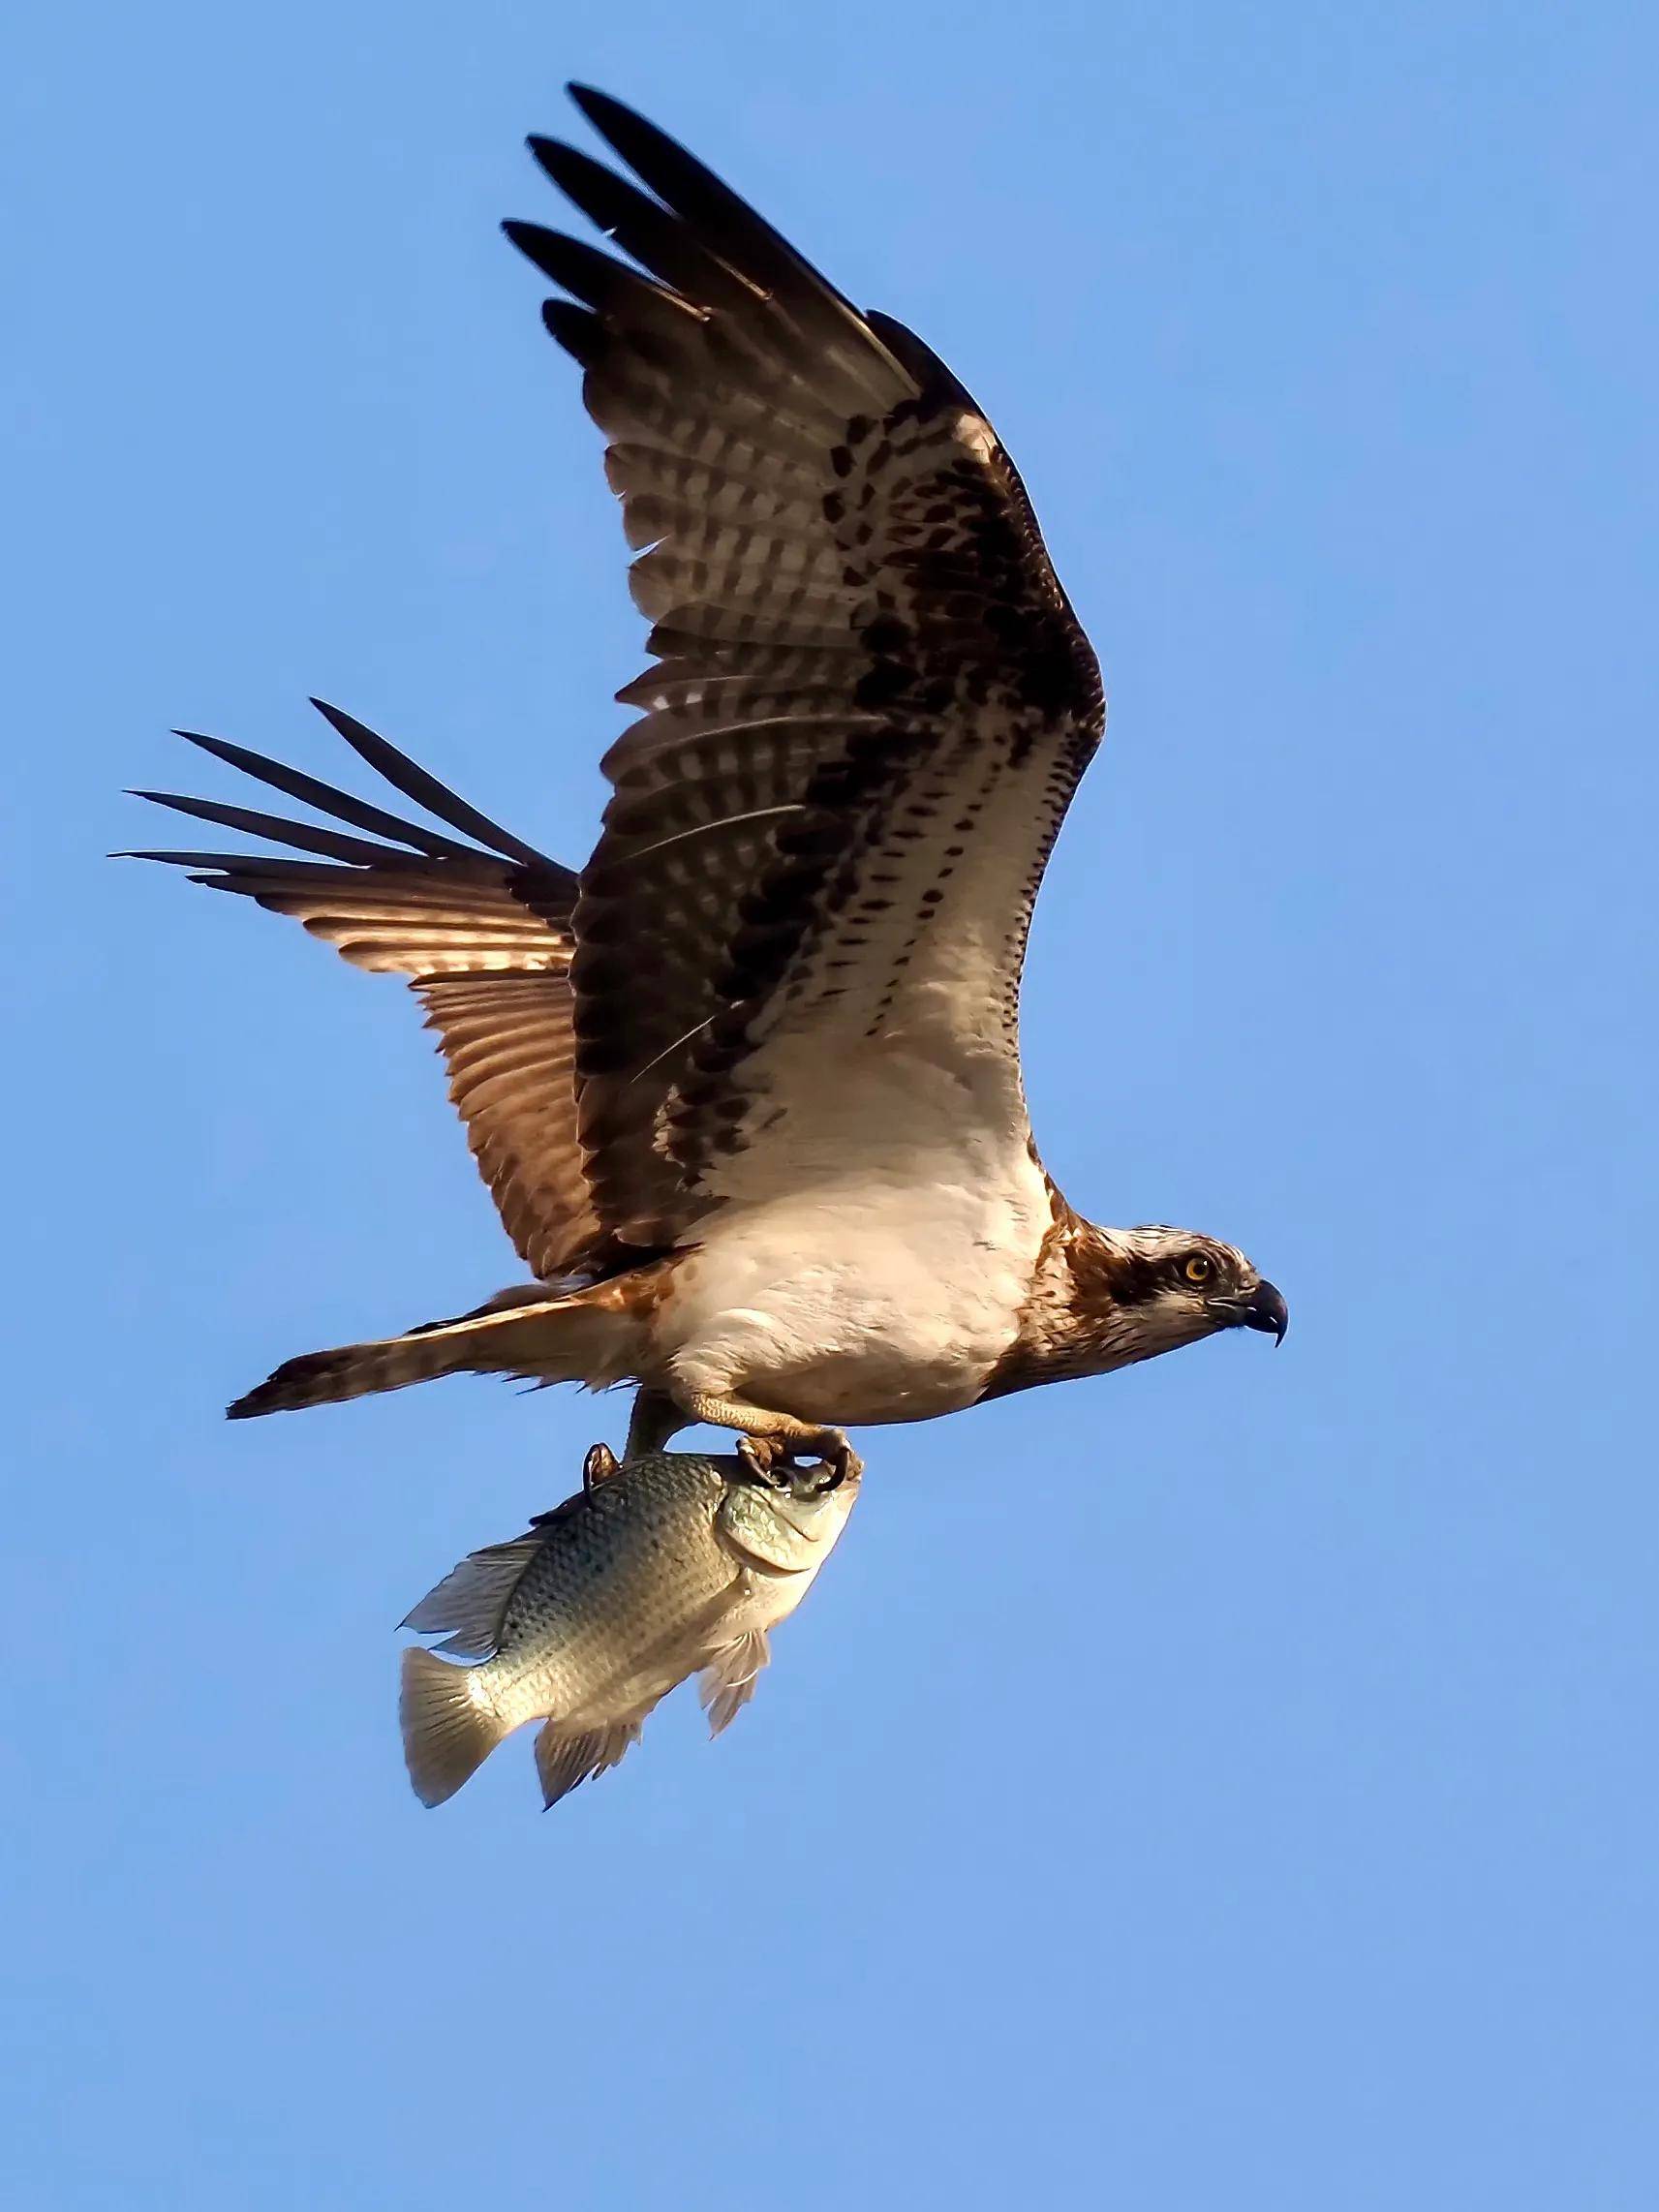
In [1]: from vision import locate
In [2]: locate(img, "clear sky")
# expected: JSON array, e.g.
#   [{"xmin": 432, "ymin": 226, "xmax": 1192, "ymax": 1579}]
[{"xmin": 6, "ymin": 3, "xmax": 1656, "ymax": 2205}]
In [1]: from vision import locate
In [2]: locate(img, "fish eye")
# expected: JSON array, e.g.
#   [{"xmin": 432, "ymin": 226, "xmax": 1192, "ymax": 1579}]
[{"xmin": 1183, "ymin": 1252, "xmax": 1214, "ymax": 1286}]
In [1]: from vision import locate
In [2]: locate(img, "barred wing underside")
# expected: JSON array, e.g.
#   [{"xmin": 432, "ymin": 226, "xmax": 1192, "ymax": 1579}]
[
  {"xmin": 130, "ymin": 701, "xmax": 601, "ymax": 1277},
  {"xmin": 515, "ymin": 90, "xmax": 1106, "ymax": 1248},
  {"xmin": 135, "ymin": 90, "xmax": 1109, "ymax": 1276}
]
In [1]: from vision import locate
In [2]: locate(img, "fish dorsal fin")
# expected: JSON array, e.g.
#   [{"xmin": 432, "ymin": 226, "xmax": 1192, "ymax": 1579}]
[
  {"xmin": 399, "ymin": 1533, "xmax": 542, "ymax": 1659},
  {"xmin": 534, "ymin": 1717, "xmax": 642, "ymax": 1809},
  {"xmin": 699, "ymin": 1629, "xmax": 771, "ymax": 1736}
]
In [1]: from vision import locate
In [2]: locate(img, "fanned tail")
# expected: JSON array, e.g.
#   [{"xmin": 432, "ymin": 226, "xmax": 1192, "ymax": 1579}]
[
  {"xmin": 230, "ymin": 1334, "xmax": 474, "ymax": 1418},
  {"xmin": 227, "ymin": 1282, "xmax": 642, "ymax": 1418}
]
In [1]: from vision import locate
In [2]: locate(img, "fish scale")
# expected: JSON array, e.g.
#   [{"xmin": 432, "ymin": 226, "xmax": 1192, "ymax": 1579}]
[{"xmin": 399, "ymin": 1449, "xmax": 859, "ymax": 1809}]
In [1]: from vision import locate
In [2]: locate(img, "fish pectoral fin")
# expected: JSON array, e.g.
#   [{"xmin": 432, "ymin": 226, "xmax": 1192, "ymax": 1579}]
[
  {"xmin": 534, "ymin": 1717, "xmax": 643, "ymax": 1810},
  {"xmin": 699, "ymin": 1629, "xmax": 772, "ymax": 1737}
]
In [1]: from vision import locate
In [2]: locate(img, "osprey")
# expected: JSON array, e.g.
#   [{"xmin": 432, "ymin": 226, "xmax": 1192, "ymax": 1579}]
[{"xmin": 132, "ymin": 87, "xmax": 1286, "ymax": 1474}]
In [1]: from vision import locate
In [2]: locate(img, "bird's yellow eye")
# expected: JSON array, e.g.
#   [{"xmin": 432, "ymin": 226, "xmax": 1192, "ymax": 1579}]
[{"xmin": 1183, "ymin": 1253, "xmax": 1214, "ymax": 1285}]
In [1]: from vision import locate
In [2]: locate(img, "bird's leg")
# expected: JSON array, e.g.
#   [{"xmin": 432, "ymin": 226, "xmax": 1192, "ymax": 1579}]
[
  {"xmin": 672, "ymin": 1392, "xmax": 856, "ymax": 1488},
  {"xmin": 623, "ymin": 1387, "xmax": 682, "ymax": 1461}
]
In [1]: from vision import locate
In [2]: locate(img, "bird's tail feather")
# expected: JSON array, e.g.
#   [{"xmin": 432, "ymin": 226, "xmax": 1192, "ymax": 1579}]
[{"xmin": 227, "ymin": 1288, "xmax": 628, "ymax": 1419}]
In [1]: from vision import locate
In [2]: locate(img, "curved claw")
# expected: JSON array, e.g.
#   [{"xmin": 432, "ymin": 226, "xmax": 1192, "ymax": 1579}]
[
  {"xmin": 735, "ymin": 1426, "xmax": 857, "ymax": 1490},
  {"xmin": 734, "ymin": 1433, "xmax": 786, "ymax": 1489},
  {"xmin": 806, "ymin": 1428, "xmax": 858, "ymax": 1488},
  {"xmin": 738, "ymin": 1424, "xmax": 862, "ymax": 1494},
  {"xmin": 582, "ymin": 1441, "xmax": 620, "ymax": 1492}
]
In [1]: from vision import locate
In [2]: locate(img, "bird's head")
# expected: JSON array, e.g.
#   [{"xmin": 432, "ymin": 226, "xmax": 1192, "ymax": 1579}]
[{"xmin": 1070, "ymin": 1224, "xmax": 1288, "ymax": 1372}]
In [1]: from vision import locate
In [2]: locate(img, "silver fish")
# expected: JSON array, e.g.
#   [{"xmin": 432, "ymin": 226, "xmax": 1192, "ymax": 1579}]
[{"xmin": 399, "ymin": 1445, "xmax": 860, "ymax": 1807}]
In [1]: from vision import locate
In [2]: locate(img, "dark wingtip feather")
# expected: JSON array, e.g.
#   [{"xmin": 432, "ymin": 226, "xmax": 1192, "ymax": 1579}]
[
  {"xmin": 527, "ymin": 137, "xmax": 631, "ymax": 223},
  {"xmin": 307, "ymin": 697, "xmax": 384, "ymax": 750},
  {"xmin": 557, "ymin": 81, "xmax": 891, "ymax": 363},
  {"xmin": 128, "ymin": 785, "xmax": 415, "ymax": 868},
  {"xmin": 565, "ymin": 85, "xmax": 719, "ymax": 209},
  {"xmin": 565, "ymin": 87, "xmax": 661, "ymax": 158},
  {"xmin": 525, "ymin": 138, "xmax": 750, "ymax": 316},
  {"xmin": 541, "ymin": 297, "xmax": 605, "ymax": 366},
  {"xmin": 308, "ymin": 700, "xmax": 564, "ymax": 876},
  {"xmin": 502, "ymin": 216, "xmax": 558, "ymax": 277},
  {"xmin": 157, "ymin": 727, "xmax": 475, "ymax": 860},
  {"xmin": 505, "ymin": 222, "xmax": 678, "ymax": 318},
  {"xmin": 863, "ymin": 309, "xmax": 982, "ymax": 414},
  {"xmin": 173, "ymin": 728, "xmax": 253, "ymax": 765},
  {"xmin": 114, "ymin": 849, "xmax": 247, "ymax": 870},
  {"xmin": 526, "ymin": 134, "xmax": 581, "ymax": 186}
]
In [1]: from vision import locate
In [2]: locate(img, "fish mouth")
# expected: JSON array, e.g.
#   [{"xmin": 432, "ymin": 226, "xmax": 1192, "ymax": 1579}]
[{"xmin": 1208, "ymin": 1280, "xmax": 1288, "ymax": 1345}]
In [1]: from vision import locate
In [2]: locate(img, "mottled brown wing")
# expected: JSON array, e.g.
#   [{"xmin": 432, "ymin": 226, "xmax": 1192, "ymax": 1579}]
[
  {"xmin": 128, "ymin": 701, "xmax": 603, "ymax": 1278},
  {"xmin": 512, "ymin": 89, "xmax": 1104, "ymax": 1248}
]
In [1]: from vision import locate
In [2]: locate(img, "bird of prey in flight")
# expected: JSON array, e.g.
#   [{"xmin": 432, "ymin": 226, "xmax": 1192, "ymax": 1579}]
[{"xmin": 132, "ymin": 86, "xmax": 1286, "ymax": 1474}]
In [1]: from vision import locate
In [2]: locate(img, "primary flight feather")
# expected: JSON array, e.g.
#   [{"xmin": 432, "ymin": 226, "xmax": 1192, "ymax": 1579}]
[{"xmin": 133, "ymin": 86, "xmax": 1286, "ymax": 1473}]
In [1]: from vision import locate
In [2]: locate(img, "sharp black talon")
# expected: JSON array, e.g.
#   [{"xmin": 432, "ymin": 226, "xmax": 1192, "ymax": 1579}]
[{"xmin": 582, "ymin": 1442, "xmax": 619, "ymax": 1493}]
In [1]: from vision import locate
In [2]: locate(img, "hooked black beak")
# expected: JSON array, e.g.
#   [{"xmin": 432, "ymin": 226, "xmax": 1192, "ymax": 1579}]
[{"xmin": 1209, "ymin": 1280, "xmax": 1289, "ymax": 1345}]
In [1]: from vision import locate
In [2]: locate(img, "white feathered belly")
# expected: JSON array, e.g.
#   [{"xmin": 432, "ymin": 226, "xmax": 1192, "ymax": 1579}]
[{"xmin": 654, "ymin": 1152, "xmax": 1051, "ymax": 1427}]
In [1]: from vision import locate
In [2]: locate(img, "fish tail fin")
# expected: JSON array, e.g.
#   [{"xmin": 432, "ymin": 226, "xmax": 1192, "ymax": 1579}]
[
  {"xmin": 399, "ymin": 1647, "xmax": 506, "ymax": 1806},
  {"xmin": 226, "ymin": 1288, "xmax": 622, "ymax": 1419},
  {"xmin": 534, "ymin": 1716, "xmax": 644, "ymax": 1810}
]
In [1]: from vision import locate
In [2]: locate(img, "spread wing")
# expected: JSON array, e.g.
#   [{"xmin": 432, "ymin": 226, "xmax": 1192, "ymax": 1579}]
[
  {"xmin": 128, "ymin": 700, "xmax": 602, "ymax": 1278},
  {"xmin": 514, "ymin": 89, "xmax": 1105, "ymax": 1249}
]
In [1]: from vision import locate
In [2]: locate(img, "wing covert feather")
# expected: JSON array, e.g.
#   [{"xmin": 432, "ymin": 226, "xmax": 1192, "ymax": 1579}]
[{"xmin": 512, "ymin": 90, "xmax": 1104, "ymax": 1246}]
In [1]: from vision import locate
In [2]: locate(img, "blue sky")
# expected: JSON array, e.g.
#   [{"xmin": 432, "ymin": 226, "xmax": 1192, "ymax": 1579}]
[{"xmin": 6, "ymin": 2, "xmax": 1657, "ymax": 2204}]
